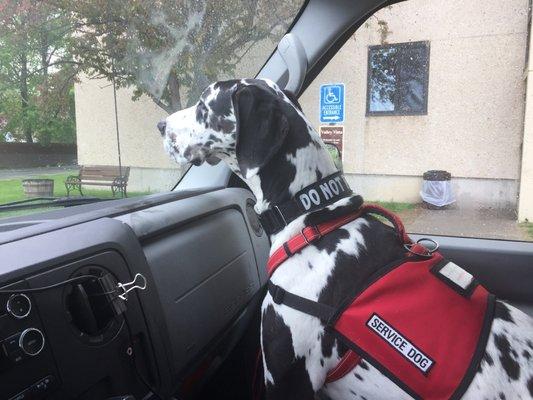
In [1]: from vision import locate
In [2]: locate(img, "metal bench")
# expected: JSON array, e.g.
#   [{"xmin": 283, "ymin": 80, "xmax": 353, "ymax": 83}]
[{"xmin": 65, "ymin": 165, "xmax": 130, "ymax": 197}]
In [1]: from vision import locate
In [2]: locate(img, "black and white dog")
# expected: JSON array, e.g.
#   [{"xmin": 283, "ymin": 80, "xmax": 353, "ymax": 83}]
[{"xmin": 158, "ymin": 78, "xmax": 533, "ymax": 399}]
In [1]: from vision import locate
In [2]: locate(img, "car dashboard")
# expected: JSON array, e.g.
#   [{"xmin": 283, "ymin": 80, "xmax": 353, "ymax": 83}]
[{"xmin": 0, "ymin": 188, "xmax": 270, "ymax": 400}]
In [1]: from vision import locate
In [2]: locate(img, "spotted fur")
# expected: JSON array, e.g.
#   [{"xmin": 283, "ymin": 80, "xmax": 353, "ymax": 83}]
[{"xmin": 159, "ymin": 78, "xmax": 533, "ymax": 399}]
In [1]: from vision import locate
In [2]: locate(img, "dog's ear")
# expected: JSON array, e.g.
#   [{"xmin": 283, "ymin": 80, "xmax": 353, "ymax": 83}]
[
  {"xmin": 233, "ymin": 85, "xmax": 289, "ymax": 178},
  {"xmin": 282, "ymin": 89, "xmax": 302, "ymax": 111}
]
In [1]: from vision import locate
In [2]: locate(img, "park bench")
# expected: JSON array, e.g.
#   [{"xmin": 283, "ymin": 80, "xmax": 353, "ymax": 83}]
[{"xmin": 65, "ymin": 165, "xmax": 130, "ymax": 197}]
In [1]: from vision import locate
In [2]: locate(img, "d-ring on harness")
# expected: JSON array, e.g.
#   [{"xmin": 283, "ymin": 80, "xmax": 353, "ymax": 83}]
[{"xmin": 266, "ymin": 204, "xmax": 495, "ymax": 400}]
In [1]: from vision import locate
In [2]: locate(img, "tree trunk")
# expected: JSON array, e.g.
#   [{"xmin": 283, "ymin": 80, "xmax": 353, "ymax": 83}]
[
  {"xmin": 20, "ymin": 51, "xmax": 33, "ymax": 143},
  {"xmin": 39, "ymin": 26, "xmax": 52, "ymax": 145},
  {"xmin": 167, "ymin": 69, "xmax": 182, "ymax": 112},
  {"xmin": 40, "ymin": 27, "xmax": 49, "ymax": 92}
]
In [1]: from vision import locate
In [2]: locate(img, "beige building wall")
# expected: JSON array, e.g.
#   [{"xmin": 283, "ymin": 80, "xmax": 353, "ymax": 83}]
[
  {"xmin": 300, "ymin": 0, "xmax": 529, "ymax": 208},
  {"xmin": 73, "ymin": 36, "xmax": 278, "ymax": 193},
  {"xmin": 518, "ymin": 26, "xmax": 533, "ymax": 222},
  {"xmin": 74, "ymin": 75, "xmax": 183, "ymax": 192}
]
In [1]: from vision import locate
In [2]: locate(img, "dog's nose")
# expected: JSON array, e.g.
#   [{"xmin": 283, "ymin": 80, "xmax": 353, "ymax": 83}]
[{"xmin": 157, "ymin": 120, "xmax": 166, "ymax": 136}]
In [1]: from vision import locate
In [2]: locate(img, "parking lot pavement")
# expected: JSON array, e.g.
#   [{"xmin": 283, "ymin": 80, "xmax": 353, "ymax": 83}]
[
  {"xmin": 402, "ymin": 205, "xmax": 528, "ymax": 241},
  {"xmin": 0, "ymin": 166, "xmax": 77, "ymax": 180}
]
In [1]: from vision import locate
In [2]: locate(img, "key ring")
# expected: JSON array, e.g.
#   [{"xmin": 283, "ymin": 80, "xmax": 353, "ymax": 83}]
[{"xmin": 404, "ymin": 238, "xmax": 439, "ymax": 257}]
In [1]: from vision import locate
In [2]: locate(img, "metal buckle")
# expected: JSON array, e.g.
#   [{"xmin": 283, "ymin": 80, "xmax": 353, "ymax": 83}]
[
  {"xmin": 404, "ymin": 238, "xmax": 439, "ymax": 258},
  {"xmin": 117, "ymin": 273, "xmax": 147, "ymax": 301},
  {"xmin": 301, "ymin": 226, "xmax": 321, "ymax": 244}
]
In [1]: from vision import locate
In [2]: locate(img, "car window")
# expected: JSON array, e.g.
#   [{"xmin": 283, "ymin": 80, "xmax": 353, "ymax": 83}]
[
  {"xmin": 300, "ymin": 0, "xmax": 533, "ymax": 242},
  {"xmin": 0, "ymin": 0, "xmax": 305, "ymax": 221}
]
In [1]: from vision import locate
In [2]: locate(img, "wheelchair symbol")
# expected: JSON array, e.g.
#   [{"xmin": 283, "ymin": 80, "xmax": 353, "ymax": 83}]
[{"xmin": 324, "ymin": 86, "xmax": 341, "ymax": 104}]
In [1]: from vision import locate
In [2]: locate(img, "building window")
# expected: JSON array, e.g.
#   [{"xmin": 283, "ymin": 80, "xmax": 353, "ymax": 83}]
[{"xmin": 366, "ymin": 41, "xmax": 430, "ymax": 116}]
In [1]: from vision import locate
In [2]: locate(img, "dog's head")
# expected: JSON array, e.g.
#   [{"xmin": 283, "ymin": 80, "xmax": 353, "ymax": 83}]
[{"xmin": 158, "ymin": 79, "xmax": 300, "ymax": 178}]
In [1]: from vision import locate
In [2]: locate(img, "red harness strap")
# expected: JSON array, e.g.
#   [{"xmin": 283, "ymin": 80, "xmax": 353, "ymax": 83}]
[
  {"xmin": 267, "ymin": 204, "xmax": 410, "ymax": 277},
  {"xmin": 267, "ymin": 204, "xmax": 413, "ymax": 384},
  {"xmin": 325, "ymin": 350, "xmax": 362, "ymax": 383}
]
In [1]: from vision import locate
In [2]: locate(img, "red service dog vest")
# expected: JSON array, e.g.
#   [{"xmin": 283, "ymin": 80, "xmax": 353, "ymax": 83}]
[
  {"xmin": 333, "ymin": 253, "xmax": 494, "ymax": 399},
  {"xmin": 266, "ymin": 205, "xmax": 495, "ymax": 400}
]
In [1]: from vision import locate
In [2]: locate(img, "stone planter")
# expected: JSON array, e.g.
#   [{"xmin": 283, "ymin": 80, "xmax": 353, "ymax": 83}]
[{"xmin": 22, "ymin": 179, "xmax": 54, "ymax": 198}]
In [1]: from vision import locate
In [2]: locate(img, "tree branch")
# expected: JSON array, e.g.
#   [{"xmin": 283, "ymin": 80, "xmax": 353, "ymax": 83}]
[
  {"xmin": 28, "ymin": 60, "xmax": 81, "ymax": 77},
  {"xmin": 146, "ymin": 92, "xmax": 172, "ymax": 114}
]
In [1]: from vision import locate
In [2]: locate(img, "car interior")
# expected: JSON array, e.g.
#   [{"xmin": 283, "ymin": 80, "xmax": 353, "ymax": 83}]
[{"xmin": 0, "ymin": 1, "xmax": 532, "ymax": 399}]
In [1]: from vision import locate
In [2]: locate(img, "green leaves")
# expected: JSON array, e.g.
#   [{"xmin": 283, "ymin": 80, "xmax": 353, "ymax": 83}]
[
  {"xmin": 1, "ymin": 0, "xmax": 304, "ymax": 140},
  {"xmin": 62, "ymin": 0, "xmax": 303, "ymax": 112},
  {"xmin": 0, "ymin": 0, "xmax": 77, "ymax": 144}
]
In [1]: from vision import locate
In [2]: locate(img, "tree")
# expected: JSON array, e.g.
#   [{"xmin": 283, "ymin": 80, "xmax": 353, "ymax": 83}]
[
  {"xmin": 60, "ymin": 0, "xmax": 302, "ymax": 113},
  {"xmin": 0, "ymin": 0, "xmax": 301, "ymax": 143},
  {"xmin": 0, "ymin": 0, "xmax": 78, "ymax": 143}
]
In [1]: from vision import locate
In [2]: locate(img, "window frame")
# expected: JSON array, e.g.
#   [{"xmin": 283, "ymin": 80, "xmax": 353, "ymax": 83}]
[{"xmin": 366, "ymin": 40, "xmax": 430, "ymax": 117}]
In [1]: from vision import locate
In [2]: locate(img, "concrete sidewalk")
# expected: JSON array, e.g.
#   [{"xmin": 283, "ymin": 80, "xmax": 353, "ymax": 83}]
[
  {"xmin": 399, "ymin": 206, "xmax": 528, "ymax": 241},
  {"xmin": 0, "ymin": 166, "xmax": 77, "ymax": 180}
]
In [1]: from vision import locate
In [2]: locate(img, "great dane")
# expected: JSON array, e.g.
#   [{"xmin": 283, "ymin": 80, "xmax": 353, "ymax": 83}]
[{"xmin": 158, "ymin": 78, "xmax": 533, "ymax": 400}]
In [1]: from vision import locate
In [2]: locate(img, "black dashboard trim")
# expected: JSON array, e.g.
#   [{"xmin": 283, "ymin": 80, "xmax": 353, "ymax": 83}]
[{"xmin": 0, "ymin": 187, "xmax": 222, "ymax": 246}]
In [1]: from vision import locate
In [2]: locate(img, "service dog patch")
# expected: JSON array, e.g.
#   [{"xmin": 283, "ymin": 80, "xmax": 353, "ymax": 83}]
[{"xmin": 367, "ymin": 314, "xmax": 434, "ymax": 374}]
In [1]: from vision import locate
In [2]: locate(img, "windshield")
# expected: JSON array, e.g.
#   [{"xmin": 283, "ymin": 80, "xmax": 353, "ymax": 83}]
[
  {"xmin": 0, "ymin": 0, "xmax": 304, "ymax": 221},
  {"xmin": 298, "ymin": 0, "xmax": 533, "ymax": 242}
]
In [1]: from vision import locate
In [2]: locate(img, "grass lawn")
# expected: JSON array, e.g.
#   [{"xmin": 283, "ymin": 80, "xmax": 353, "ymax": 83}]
[
  {"xmin": 371, "ymin": 200, "xmax": 416, "ymax": 213},
  {"xmin": 519, "ymin": 222, "xmax": 533, "ymax": 240},
  {"xmin": 0, "ymin": 170, "xmax": 152, "ymax": 219}
]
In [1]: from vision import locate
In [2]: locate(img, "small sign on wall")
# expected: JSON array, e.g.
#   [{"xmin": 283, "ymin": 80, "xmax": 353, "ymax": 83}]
[
  {"xmin": 320, "ymin": 83, "xmax": 345, "ymax": 123},
  {"xmin": 320, "ymin": 125, "xmax": 344, "ymax": 157}
]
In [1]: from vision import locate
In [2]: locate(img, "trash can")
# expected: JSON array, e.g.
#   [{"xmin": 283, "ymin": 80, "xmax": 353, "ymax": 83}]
[
  {"xmin": 22, "ymin": 179, "xmax": 54, "ymax": 198},
  {"xmin": 420, "ymin": 170, "xmax": 455, "ymax": 209}
]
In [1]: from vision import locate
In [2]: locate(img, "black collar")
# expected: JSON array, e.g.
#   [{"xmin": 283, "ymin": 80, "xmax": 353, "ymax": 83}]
[{"xmin": 258, "ymin": 171, "xmax": 352, "ymax": 235}]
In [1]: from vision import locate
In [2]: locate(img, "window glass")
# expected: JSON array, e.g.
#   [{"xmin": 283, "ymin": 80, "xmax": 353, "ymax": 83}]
[
  {"xmin": 0, "ymin": 0, "xmax": 305, "ymax": 223},
  {"xmin": 368, "ymin": 47, "xmax": 398, "ymax": 112},
  {"xmin": 367, "ymin": 42, "xmax": 429, "ymax": 115},
  {"xmin": 300, "ymin": 0, "xmax": 532, "ymax": 242}
]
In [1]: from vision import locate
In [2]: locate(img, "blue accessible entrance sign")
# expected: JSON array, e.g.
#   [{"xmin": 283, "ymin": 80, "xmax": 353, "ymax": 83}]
[{"xmin": 320, "ymin": 83, "xmax": 345, "ymax": 123}]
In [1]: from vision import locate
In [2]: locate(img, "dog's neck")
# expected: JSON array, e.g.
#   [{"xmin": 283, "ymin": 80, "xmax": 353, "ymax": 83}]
[{"xmin": 223, "ymin": 110, "xmax": 339, "ymax": 242}]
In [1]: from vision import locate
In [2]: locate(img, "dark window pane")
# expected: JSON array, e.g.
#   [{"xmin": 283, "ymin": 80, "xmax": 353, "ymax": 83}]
[
  {"xmin": 368, "ymin": 47, "xmax": 398, "ymax": 112},
  {"xmin": 398, "ymin": 46, "xmax": 429, "ymax": 113},
  {"xmin": 367, "ymin": 42, "xmax": 429, "ymax": 116}
]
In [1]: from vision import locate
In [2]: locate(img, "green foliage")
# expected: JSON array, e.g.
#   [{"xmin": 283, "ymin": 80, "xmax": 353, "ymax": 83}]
[
  {"xmin": 59, "ymin": 0, "xmax": 302, "ymax": 112},
  {"xmin": 519, "ymin": 222, "xmax": 533, "ymax": 240},
  {"xmin": 0, "ymin": 0, "xmax": 302, "ymax": 143},
  {"xmin": 372, "ymin": 201, "xmax": 416, "ymax": 213},
  {"xmin": 324, "ymin": 143, "xmax": 342, "ymax": 170},
  {"xmin": 0, "ymin": 1, "xmax": 78, "ymax": 144}
]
